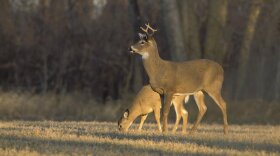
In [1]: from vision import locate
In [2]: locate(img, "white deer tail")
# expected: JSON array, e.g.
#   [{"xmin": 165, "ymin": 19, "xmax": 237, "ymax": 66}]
[{"xmin": 184, "ymin": 96, "xmax": 190, "ymax": 103}]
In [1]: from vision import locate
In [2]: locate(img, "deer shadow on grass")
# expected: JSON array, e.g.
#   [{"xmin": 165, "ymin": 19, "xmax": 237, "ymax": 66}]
[
  {"xmin": 49, "ymin": 124, "xmax": 279, "ymax": 153},
  {"xmin": 0, "ymin": 135, "xmax": 213, "ymax": 156},
  {"xmin": 196, "ymin": 128, "xmax": 268, "ymax": 134},
  {"xmin": 88, "ymin": 130, "xmax": 280, "ymax": 153}
]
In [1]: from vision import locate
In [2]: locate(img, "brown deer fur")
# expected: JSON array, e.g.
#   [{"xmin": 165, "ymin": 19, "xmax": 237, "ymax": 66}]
[
  {"xmin": 129, "ymin": 25, "xmax": 228, "ymax": 134},
  {"xmin": 118, "ymin": 85, "xmax": 190, "ymax": 133}
]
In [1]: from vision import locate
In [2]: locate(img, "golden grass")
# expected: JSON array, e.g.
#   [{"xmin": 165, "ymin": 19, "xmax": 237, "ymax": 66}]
[
  {"xmin": 0, "ymin": 121, "xmax": 279, "ymax": 156},
  {"xmin": 0, "ymin": 91, "xmax": 279, "ymax": 125},
  {"xmin": 0, "ymin": 91, "xmax": 125, "ymax": 121}
]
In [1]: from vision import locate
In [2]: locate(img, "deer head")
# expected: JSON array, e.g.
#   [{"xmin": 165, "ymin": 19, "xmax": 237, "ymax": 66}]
[
  {"xmin": 129, "ymin": 23, "xmax": 158, "ymax": 59},
  {"xmin": 118, "ymin": 109, "xmax": 131, "ymax": 132}
]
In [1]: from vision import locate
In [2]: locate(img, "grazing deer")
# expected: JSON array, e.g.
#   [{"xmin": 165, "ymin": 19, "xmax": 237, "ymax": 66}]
[
  {"xmin": 129, "ymin": 23, "xmax": 228, "ymax": 134},
  {"xmin": 118, "ymin": 85, "xmax": 189, "ymax": 133}
]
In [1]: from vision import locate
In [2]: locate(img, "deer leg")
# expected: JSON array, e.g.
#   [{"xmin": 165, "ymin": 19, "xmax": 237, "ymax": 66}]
[
  {"xmin": 181, "ymin": 108, "xmax": 188, "ymax": 134},
  {"xmin": 154, "ymin": 106, "xmax": 162, "ymax": 132},
  {"xmin": 191, "ymin": 91, "xmax": 207, "ymax": 133},
  {"xmin": 206, "ymin": 90, "xmax": 228, "ymax": 134},
  {"xmin": 172, "ymin": 102, "xmax": 182, "ymax": 133},
  {"xmin": 181, "ymin": 96, "xmax": 189, "ymax": 133},
  {"xmin": 138, "ymin": 114, "xmax": 148, "ymax": 131},
  {"xmin": 162, "ymin": 93, "xmax": 173, "ymax": 132}
]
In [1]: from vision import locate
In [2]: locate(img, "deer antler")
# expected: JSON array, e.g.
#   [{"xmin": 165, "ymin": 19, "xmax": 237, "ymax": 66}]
[{"xmin": 140, "ymin": 23, "xmax": 157, "ymax": 35}]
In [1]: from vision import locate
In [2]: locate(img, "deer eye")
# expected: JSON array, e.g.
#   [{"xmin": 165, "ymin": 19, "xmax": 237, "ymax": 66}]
[{"xmin": 140, "ymin": 41, "xmax": 145, "ymax": 45}]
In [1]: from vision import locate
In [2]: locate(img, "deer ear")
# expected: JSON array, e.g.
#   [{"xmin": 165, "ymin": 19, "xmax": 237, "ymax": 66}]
[
  {"xmin": 143, "ymin": 34, "xmax": 148, "ymax": 41},
  {"xmin": 123, "ymin": 109, "xmax": 129, "ymax": 118},
  {"xmin": 138, "ymin": 33, "xmax": 148, "ymax": 41}
]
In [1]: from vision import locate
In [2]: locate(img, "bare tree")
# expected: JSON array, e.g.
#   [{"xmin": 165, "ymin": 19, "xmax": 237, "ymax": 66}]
[
  {"xmin": 204, "ymin": 0, "xmax": 228, "ymax": 64},
  {"xmin": 161, "ymin": 0, "xmax": 186, "ymax": 61},
  {"xmin": 128, "ymin": 0, "xmax": 145, "ymax": 92},
  {"xmin": 178, "ymin": 0, "xmax": 202, "ymax": 59},
  {"xmin": 235, "ymin": 0, "xmax": 264, "ymax": 99}
]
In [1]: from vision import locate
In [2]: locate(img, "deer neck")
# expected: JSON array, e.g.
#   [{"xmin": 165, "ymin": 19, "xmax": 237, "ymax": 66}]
[
  {"xmin": 127, "ymin": 104, "xmax": 141, "ymax": 122},
  {"xmin": 142, "ymin": 48, "xmax": 164, "ymax": 80}
]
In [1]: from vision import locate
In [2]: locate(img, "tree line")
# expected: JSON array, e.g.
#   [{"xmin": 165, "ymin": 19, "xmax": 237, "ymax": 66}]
[{"xmin": 0, "ymin": 0, "xmax": 279, "ymax": 103}]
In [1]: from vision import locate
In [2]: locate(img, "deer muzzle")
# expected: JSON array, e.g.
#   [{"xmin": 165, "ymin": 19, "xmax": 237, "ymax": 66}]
[
  {"xmin": 129, "ymin": 46, "xmax": 138, "ymax": 53},
  {"xmin": 129, "ymin": 47, "xmax": 134, "ymax": 53}
]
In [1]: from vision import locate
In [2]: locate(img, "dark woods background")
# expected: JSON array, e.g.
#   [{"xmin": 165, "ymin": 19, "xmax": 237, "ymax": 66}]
[{"xmin": 0, "ymin": 0, "xmax": 279, "ymax": 123}]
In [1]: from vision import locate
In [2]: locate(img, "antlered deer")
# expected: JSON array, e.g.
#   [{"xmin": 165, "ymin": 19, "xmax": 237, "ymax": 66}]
[
  {"xmin": 118, "ymin": 85, "xmax": 190, "ymax": 133},
  {"xmin": 129, "ymin": 24, "xmax": 228, "ymax": 134}
]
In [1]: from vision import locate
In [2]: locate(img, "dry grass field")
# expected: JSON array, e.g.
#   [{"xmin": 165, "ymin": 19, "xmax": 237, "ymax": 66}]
[{"xmin": 0, "ymin": 121, "xmax": 279, "ymax": 156}]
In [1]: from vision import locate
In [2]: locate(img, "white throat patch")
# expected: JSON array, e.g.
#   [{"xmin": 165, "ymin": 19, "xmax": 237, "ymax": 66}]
[{"xmin": 142, "ymin": 52, "xmax": 149, "ymax": 59}]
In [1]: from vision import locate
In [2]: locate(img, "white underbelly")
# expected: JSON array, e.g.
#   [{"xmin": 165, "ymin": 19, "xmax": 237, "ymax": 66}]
[
  {"xmin": 173, "ymin": 92, "xmax": 195, "ymax": 96},
  {"xmin": 173, "ymin": 90, "xmax": 203, "ymax": 97}
]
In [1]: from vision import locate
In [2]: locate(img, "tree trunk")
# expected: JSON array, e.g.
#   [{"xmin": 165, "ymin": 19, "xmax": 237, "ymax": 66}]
[
  {"xmin": 161, "ymin": 0, "xmax": 186, "ymax": 61},
  {"xmin": 178, "ymin": 0, "xmax": 202, "ymax": 59},
  {"xmin": 255, "ymin": 1, "xmax": 280, "ymax": 101},
  {"xmin": 204, "ymin": 0, "xmax": 228, "ymax": 64},
  {"xmin": 235, "ymin": 0, "xmax": 264, "ymax": 100},
  {"xmin": 275, "ymin": 53, "xmax": 280, "ymax": 101},
  {"xmin": 42, "ymin": 51, "xmax": 48, "ymax": 92},
  {"xmin": 128, "ymin": 0, "xmax": 143, "ymax": 92},
  {"xmin": 264, "ymin": 1, "xmax": 280, "ymax": 101},
  {"xmin": 0, "ymin": 0, "xmax": 15, "ymax": 39},
  {"xmin": 267, "ymin": 1, "xmax": 280, "ymax": 102}
]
